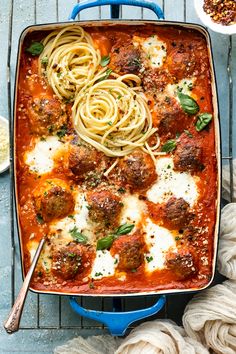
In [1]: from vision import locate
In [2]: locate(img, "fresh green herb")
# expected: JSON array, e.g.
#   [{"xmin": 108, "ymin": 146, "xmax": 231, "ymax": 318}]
[
  {"xmin": 48, "ymin": 125, "xmax": 54, "ymax": 134},
  {"xmin": 98, "ymin": 68, "xmax": 113, "ymax": 82},
  {"xmin": 176, "ymin": 132, "xmax": 180, "ymax": 139},
  {"xmin": 117, "ymin": 187, "xmax": 126, "ymax": 194},
  {"xmin": 36, "ymin": 213, "xmax": 44, "ymax": 224},
  {"xmin": 95, "ymin": 272, "xmax": 103, "ymax": 277},
  {"xmin": 100, "ymin": 55, "xmax": 110, "ymax": 67},
  {"xmin": 177, "ymin": 92, "xmax": 199, "ymax": 115},
  {"xmin": 97, "ymin": 235, "xmax": 115, "ymax": 250},
  {"xmin": 114, "ymin": 223, "xmax": 134, "ymax": 236},
  {"xmin": 40, "ymin": 136, "xmax": 46, "ymax": 141},
  {"xmin": 146, "ymin": 256, "xmax": 153, "ymax": 263},
  {"xmin": 41, "ymin": 56, "xmax": 48, "ymax": 66},
  {"xmin": 131, "ymin": 269, "xmax": 137, "ymax": 273},
  {"xmin": 114, "ymin": 258, "xmax": 118, "ymax": 264},
  {"xmin": 128, "ymin": 58, "xmax": 141, "ymax": 67},
  {"xmin": 57, "ymin": 72, "xmax": 62, "ymax": 78},
  {"xmin": 89, "ymin": 282, "xmax": 95, "ymax": 289},
  {"xmin": 117, "ymin": 94, "xmax": 122, "ymax": 100},
  {"xmin": 56, "ymin": 125, "xmax": 67, "ymax": 139},
  {"xmin": 165, "ymin": 96, "xmax": 171, "ymax": 103},
  {"xmin": 184, "ymin": 129, "xmax": 193, "ymax": 138},
  {"xmin": 175, "ymin": 236, "xmax": 181, "ymax": 241},
  {"xmin": 167, "ymin": 164, "xmax": 171, "ymax": 169},
  {"xmin": 108, "ymin": 121, "xmax": 113, "ymax": 126},
  {"xmin": 37, "ymin": 271, "xmax": 43, "ymax": 277},
  {"xmin": 68, "ymin": 214, "xmax": 75, "ymax": 219},
  {"xmin": 68, "ymin": 253, "xmax": 76, "ymax": 258},
  {"xmin": 26, "ymin": 42, "xmax": 44, "ymax": 56},
  {"xmin": 161, "ymin": 139, "xmax": 177, "ymax": 153},
  {"xmin": 69, "ymin": 226, "xmax": 88, "ymax": 244},
  {"xmin": 43, "ymin": 191, "xmax": 48, "ymax": 196},
  {"xmin": 195, "ymin": 113, "xmax": 212, "ymax": 132}
]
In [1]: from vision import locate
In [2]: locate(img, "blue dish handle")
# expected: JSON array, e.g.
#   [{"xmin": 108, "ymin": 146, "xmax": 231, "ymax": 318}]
[
  {"xmin": 70, "ymin": 295, "xmax": 166, "ymax": 336},
  {"xmin": 69, "ymin": 0, "xmax": 164, "ymax": 20}
]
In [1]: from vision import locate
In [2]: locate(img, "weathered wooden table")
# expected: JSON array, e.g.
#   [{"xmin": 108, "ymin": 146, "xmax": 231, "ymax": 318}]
[{"xmin": 0, "ymin": 0, "xmax": 235, "ymax": 353}]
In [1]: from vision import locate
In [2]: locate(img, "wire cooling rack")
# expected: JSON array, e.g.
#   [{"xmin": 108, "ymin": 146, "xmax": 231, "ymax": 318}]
[{"xmin": 7, "ymin": 0, "xmax": 234, "ymax": 332}]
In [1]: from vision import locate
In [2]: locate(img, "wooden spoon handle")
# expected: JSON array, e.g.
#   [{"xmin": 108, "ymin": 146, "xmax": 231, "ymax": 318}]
[{"xmin": 4, "ymin": 238, "xmax": 45, "ymax": 334}]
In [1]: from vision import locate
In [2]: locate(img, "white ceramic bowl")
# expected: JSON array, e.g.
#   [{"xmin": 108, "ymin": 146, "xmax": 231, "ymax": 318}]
[
  {"xmin": 0, "ymin": 115, "xmax": 10, "ymax": 174},
  {"xmin": 194, "ymin": 0, "xmax": 236, "ymax": 35}
]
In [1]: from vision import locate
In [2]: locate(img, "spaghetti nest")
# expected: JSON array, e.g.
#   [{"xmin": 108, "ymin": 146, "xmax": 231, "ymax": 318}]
[
  {"xmin": 72, "ymin": 69, "xmax": 158, "ymax": 157},
  {"xmin": 39, "ymin": 25, "xmax": 101, "ymax": 100}
]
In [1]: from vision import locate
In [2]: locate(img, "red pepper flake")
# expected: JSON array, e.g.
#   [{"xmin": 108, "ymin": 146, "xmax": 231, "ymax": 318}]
[{"xmin": 203, "ymin": 0, "xmax": 236, "ymax": 26}]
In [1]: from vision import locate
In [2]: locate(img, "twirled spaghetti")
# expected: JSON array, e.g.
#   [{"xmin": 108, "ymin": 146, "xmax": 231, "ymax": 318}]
[
  {"xmin": 72, "ymin": 70, "xmax": 159, "ymax": 157},
  {"xmin": 39, "ymin": 25, "xmax": 101, "ymax": 100}
]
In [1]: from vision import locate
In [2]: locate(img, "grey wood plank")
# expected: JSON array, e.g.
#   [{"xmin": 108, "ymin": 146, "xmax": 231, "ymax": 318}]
[
  {"xmin": 231, "ymin": 35, "xmax": 236, "ymax": 161},
  {"xmin": 100, "ymin": 5, "xmax": 110, "ymax": 19},
  {"xmin": 60, "ymin": 295, "xmax": 82, "ymax": 327},
  {"xmin": 164, "ymin": 0, "xmax": 184, "ymax": 21},
  {"xmin": 58, "ymin": 0, "xmax": 75, "ymax": 22},
  {"xmin": 121, "ymin": 4, "xmax": 142, "ymax": 20},
  {"xmin": 36, "ymin": 0, "xmax": 58, "ymax": 23}
]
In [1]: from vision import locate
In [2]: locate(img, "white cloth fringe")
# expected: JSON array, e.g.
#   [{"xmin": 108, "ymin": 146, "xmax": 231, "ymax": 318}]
[
  {"xmin": 183, "ymin": 280, "xmax": 236, "ymax": 354},
  {"xmin": 218, "ymin": 203, "xmax": 236, "ymax": 279}
]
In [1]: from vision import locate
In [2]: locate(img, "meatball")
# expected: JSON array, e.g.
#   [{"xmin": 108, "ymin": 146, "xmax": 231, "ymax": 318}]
[
  {"xmin": 164, "ymin": 197, "xmax": 192, "ymax": 228},
  {"xmin": 119, "ymin": 149, "xmax": 157, "ymax": 191},
  {"xmin": 142, "ymin": 69, "xmax": 171, "ymax": 94},
  {"xmin": 155, "ymin": 97, "xmax": 189, "ymax": 138},
  {"xmin": 33, "ymin": 180, "xmax": 75, "ymax": 222},
  {"xmin": 166, "ymin": 251, "xmax": 197, "ymax": 280},
  {"xmin": 112, "ymin": 233, "xmax": 144, "ymax": 271},
  {"xmin": 51, "ymin": 242, "xmax": 84, "ymax": 280},
  {"xmin": 167, "ymin": 49, "xmax": 196, "ymax": 80},
  {"xmin": 110, "ymin": 45, "xmax": 141, "ymax": 74},
  {"xmin": 174, "ymin": 141, "xmax": 204, "ymax": 173},
  {"xmin": 87, "ymin": 190, "xmax": 122, "ymax": 227},
  {"xmin": 68, "ymin": 144, "xmax": 100, "ymax": 180},
  {"xmin": 27, "ymin": 96, "xmax": 67, "ymax": 135}
]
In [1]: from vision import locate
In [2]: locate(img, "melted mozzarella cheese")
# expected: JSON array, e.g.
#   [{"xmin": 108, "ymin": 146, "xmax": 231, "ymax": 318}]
[
  {"xmin": 144, "ymin": 219, "xmax": 176, "ymax": 271},
  {"xmin": 28, "ymin": 240, "xmax": 52, "ymax": 272},
  {"xmin": 50, "ymin": 191, "xmax": 94, "ymax": 243},
  {"xmin": 147, "ymin": 157, "xmax": 199, "ymax": 207},
  {"xmin": 166, "ymin": 78, "xmax": 195, "ymax": 98},
  {"xmin": 133, "ymin": 35, "xmax": 167, "ymax": 69},
  {"xmin": 91, "ymin": 251, "xmax": 118, "ymax": 279},
  {"xmin": 25, "ymin": 136, "xmax": 64, "ymax": 174},
  {"xmin": 120, "ymin": 194, "xmax": 146, "ymax": 230}
]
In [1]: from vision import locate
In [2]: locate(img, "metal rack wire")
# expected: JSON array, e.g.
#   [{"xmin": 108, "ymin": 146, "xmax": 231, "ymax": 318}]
[{"xmin": 7, "ymin": 0, "xmax": 234, "ymax": 332}]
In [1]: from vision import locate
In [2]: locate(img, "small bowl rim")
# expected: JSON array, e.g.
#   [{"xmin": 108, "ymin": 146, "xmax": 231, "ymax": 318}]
[
  {"xmin": 0, "ymin": 115, "xmax": 10, "ymax": 174},
  {"xmin": 194, "ymin": 0, "xmax": 236, "ymax": 35}
]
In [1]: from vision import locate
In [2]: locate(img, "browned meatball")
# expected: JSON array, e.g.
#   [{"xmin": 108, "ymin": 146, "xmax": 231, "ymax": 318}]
[
  {"xmin": 142, "ymin": 69, "xmax": 171, "ymax": 94},
  {"xmin": 68, "ymin": 144, "xmax": 100, "ymax": 180},
  {"xmin": 155, "ymin": 97, "xmax": 189, "ymax": 138},
  {"xmin": 174, "ymin": 141, "xmax": 204, "ymax": 173},
  {"xmin": 164, "ymin": 197, "xmax": 192, "ymax": 229},
  {"xmin": 87, "ymin": 190, "xmax": 122, "ymax": 226},
  {"xmin": 112, "ymin": 233, "xmax": 144, "ymax": 271},
  {"xmin": 119, "ymin": 149, "xmax": 157, "ymax": 192},
  {"xmin": 34, "ymin": 185, "xmax": 75, "ymax": 222},
  {"xmin": 166, "ymin": 42, "xmax": 198, "ymax": 80},
  {"xmin": 27, "ymin": 96, "xmax": 67, "ymax": 135},
  {"xmin": 110, "ymin": 45, "xmax": 141, "ymax": 74},
  {"xmin": 165, "ymin": 251, "xmax": 197, "ymax": 280},
  {"xmin": 51, "ymin": 242, "xmax": 84, "ymax": 280}
]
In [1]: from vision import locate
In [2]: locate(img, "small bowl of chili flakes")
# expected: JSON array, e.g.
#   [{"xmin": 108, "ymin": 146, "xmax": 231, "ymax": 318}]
[{"xmin": 194, "ymin": 0, "xmax": 236, "ymax": 35}]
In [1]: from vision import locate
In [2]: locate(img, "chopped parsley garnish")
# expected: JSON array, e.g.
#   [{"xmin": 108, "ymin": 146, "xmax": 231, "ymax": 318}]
[
  {"xmin": 95, "ymin": 272, "xmax": 103, "ymax": 277},
  {"xmin": 100, "ymin": 55, "xmax": 110, "ymax": 67},
  {"xmin": 56, "ymin": 125, "xmax": 67, "ymax": 139},
  {"xmin": 36, "ymin": 214, "xmax": 44, "ymax": 224},
  {"xmin": 41, "ymin": 56, "xmax": 48, "ymax": 66},
  {"xmin": 117, "ymin": 187, "xmax": 126, "ymax": 194},
  {"xmin": 146, "ymin": 256, "xmax": 153, "ymax": 263},
  {"xmin": 69, "ymin": 227, "xmax": 88, "ymax": 244}
]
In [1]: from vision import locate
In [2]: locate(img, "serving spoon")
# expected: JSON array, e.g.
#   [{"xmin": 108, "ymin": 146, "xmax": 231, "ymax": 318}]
[{"xmin": 4, "ymin": 238, "xmax": 46, "ymax": 333}]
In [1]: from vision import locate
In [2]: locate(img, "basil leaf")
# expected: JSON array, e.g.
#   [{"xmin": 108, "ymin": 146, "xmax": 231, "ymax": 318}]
[
  {"xmin": 98, "ymin": 68, "xmax": 113, "ymax": 82},
  {"xmin": 26, "ymin": 42, "xmax": 44, "ymax": 56},
  {"xmin": 100, "ymin": 55, "xmax": 110, "ymax": 67},
  {"xmin": 195, "ymin": 113, "xmax": 212, "ymax": 132},
  {"xmin": 69, "ymin": 226, "xmax": 88, "ymax": 244},
  {"xmin": 97, "ymin": 235, "xmax": 115, "ymax": 250},
  {"xmin": 161, "ymin": 139, "xmax": 177, "ymax": 153},
  {"xmin": 177, "ymin": 92, "xmax": 199, "ymax": 115},
  {"xmin": 114, "ymin": 223, "xmax": 134, "ymax": 236}
]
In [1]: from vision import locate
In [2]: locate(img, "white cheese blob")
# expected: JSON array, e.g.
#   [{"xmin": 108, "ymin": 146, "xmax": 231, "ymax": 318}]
[
  {"xmin": 147, "ymin": 157, "xmax": 199, "ymax": 207},
  {"xmin": 144, "ymin": 219, "xmax": 176, "ymax": 271},
  {"xmin": 91, "ymin": 250, "xmax": 118, "ymax": 279},
  {"xmin": 25, "ymin": 136, "xmax": 64, "ymax": 174},
  {"xmin": 133, "ymin": 35, "xmax": 167, "ymax": 69},
  {"xmin": 120, "ymin": 194, "xmax": 146, "ymax": 230},
  {"xmin": 166, "ymin": 78, "xmax": 195, "ymax": 98},
  {"xmin": 50, "ymin": 191, "xmax": 94, "ymax": 243}
]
